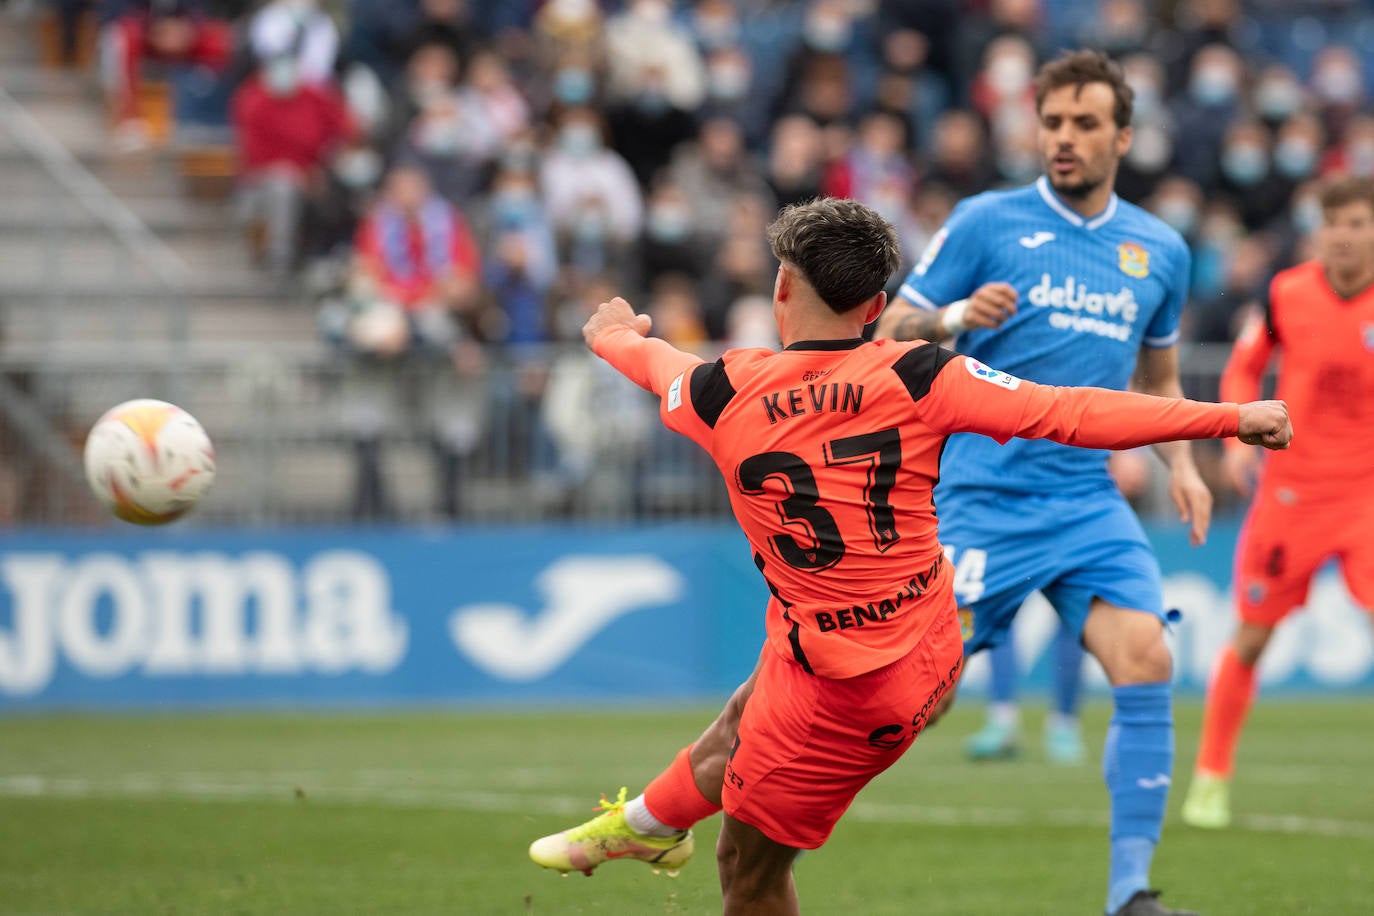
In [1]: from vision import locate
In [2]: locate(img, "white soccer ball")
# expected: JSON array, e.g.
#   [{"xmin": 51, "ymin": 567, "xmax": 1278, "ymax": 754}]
[{"xmin": 83, "ymin": 399, "xmax": 216, "ymax": 525}]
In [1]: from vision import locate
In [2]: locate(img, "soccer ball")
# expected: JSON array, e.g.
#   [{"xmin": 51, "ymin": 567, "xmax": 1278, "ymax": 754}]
[{"xmin": 83, "ymin": 399, "xmax": 216, "ymax": 525}]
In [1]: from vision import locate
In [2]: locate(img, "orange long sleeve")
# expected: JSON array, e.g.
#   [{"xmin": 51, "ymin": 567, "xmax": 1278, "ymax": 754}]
[
  {"xmin": 591, "ymin": 324, "xmax": 705, "ymax": 398},
  {"xmin": 1219, "ymin": 316, "xmax": 1275, "ymax": 452},
  {"xmin": 926, "ymin": 356, "xmax": 1240, "ymax": 448}
]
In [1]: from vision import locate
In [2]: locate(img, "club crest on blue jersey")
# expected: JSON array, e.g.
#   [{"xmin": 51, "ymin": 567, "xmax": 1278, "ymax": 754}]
[
  {"xmin": 958, "ymin": 608, "xmax": 974, "ymax": 641},
  {"xmin": 1118, "ymin": 242, "xmax": 1150, "ymax": 279}
]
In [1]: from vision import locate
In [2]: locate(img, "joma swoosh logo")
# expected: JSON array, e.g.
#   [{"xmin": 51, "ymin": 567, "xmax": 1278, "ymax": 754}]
[
  {"xmin": 1019, "ymin": 231, "xmax": 1056, "ymax": 249},
  {"xmin": 1136, "ymin": 774, "xmax": 1172, "ymax": 790},
  {"xmin": 449, "ymin": 556, "xmax": 685, "ymax": 681}
]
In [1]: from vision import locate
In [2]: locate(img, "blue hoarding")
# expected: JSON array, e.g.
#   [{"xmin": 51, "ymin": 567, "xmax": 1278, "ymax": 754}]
[{"xmin": 0, "ymin": 521, "xmax": 1369, "ymax": 710}]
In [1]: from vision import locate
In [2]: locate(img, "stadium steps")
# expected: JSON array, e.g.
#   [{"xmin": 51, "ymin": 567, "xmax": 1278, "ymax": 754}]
[
  {"xmin": 0, "ymin": 12, "xmax": 311, "ymax": 357},
  {"xmin": 0, "ymin": 11, "xmax": 452, "ymax": 523}
]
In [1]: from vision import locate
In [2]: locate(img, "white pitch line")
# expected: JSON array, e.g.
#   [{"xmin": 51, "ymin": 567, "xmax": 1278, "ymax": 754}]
[{"xmin": 1, "ymin": 773, "xmax": 1371, "ymax": 840}]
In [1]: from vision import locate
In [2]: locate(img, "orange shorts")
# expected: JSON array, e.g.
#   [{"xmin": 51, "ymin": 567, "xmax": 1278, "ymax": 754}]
[
  {"xmin": 1235, "ymin": 483, "xmax": 1374, "ymax": 626},
  {"xmin": 721, "ymin": 605, "xmax": 964, "ymax": 850}
]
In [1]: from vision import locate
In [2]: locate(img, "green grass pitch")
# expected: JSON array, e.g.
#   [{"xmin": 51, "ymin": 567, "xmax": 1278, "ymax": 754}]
[{"xmin": 0, "ymin": 699, "xmax": 1370, "ymax": 915}]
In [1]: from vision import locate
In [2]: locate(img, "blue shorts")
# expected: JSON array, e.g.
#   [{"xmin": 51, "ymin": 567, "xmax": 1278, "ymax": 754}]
[{"xmin": 936, "ymin": 487, "xmax": 1164, "ymax": 655}]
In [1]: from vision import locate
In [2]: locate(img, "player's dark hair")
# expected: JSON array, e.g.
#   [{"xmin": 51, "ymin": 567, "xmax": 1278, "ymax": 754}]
[
  {"xmin": 1034, "ymin": 49, "xmax": 1133, "ymax": 129},
  {"xmin": 1319, "ymin": 175, "xmax": 1374, "ymax": 214},
  {"xmin": 765, "ymin": 198, "xmax": 901, "ymax": 315}
]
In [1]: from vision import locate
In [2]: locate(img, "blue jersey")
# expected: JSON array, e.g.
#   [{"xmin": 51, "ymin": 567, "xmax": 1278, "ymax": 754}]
[{"xmin": 898, "ymin": 176, "xmax": 1191, "ymax": 497}]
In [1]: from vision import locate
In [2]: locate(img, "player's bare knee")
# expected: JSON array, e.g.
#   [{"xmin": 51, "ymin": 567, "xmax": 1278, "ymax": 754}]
[
  {"xmin": 1118, "ymin": 634, "xmax": 1173, "ymax": 684},
  {"xmin": 1233, "ymin": 625, "xmax": 1273, "ymax": 667}
]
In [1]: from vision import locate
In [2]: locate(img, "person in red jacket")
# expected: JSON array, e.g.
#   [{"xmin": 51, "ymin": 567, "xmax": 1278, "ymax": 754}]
[
  {"xmin": 1182, "ymin": 175, "xmax": 1374, "ymax": 829},
  {"xmin": 531, "ymin": 197, "xmax": 1292, "ymax": 915},
  {"xmin": 103, "ymin": 0, "xmax": 233, "ymax": 142},
  {"xmin": 231, "ymin": 54, "xmax": 354, "ymax": 277},
  {"xmin": 348, "ymin": 162, "xmax": 482, "ymax": 356}
]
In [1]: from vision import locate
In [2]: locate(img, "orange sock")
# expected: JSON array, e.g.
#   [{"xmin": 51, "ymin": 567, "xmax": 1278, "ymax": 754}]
[
  {"xmin": 1195, "ymin": 646, "xmax": 1258, "ymax": 777},
  {"xmin": 643, "ymin": 745, "xmax": 722, "ymax": 830}
]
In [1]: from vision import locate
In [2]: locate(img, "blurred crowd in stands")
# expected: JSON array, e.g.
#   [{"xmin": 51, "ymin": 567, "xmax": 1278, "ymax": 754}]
[
  {"xmin": 73, "ymin": 0, "xmax": 1374, "ymax": 353},
  {"xmin": 33, "ymin": 0, "xmax": 1374, "ymax": 519}
]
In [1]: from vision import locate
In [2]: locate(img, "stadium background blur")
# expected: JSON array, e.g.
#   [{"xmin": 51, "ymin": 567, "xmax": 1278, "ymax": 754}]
[{"xmin": 0, "ymin": 1, "xmax": 1371, "ymax": 913}]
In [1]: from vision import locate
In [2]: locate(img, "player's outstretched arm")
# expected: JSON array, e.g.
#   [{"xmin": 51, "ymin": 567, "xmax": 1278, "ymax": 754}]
[
  {"xmin": 923, "ymin": 355, "xmax": 1292, "ymax": 451},
  {"xmin": 585, "ymin": 296, "xmax": 705, "ymax": 397}
]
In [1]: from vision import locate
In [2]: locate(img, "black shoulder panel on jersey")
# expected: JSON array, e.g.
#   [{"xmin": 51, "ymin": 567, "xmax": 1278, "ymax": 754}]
[
  {"xmin": 690, "ymin": 358, "xmax": 737, "ymax": 429},
  {"xmin": 891, "ymin": 343, "xmax": 958, "ymax": 403}
]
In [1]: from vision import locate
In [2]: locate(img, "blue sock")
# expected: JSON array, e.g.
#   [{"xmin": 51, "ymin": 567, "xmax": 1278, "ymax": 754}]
[
  {"xmin": 1052, "ymin": 624, "xmax": 1086, "ymax": 718},
  {"xmin": 989, "ymin": 638, "xmax": 1018, "ymax": 705},
  {"xmin": 1102, "ymin": 682, "xmax": 1173, "ymax": 914}
]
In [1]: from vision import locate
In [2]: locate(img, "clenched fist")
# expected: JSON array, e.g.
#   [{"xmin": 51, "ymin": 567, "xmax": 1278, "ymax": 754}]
[
  {"xmin": 582, "ymin": 296, "xmax": 652, "ymax": 347},
  {"xmin": 1237, "ymin": 400, "xmax": 1292, "ymax": 450}
]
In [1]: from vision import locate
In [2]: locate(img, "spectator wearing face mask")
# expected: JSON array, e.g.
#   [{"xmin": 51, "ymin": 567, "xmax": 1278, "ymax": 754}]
[
  {"xmin": 389, "ymin": 41, "xmax": 498, "ymax": 205},
  {"xmin": 249, "ymin": 0, "xmax": 339, "ymax": 88},
  {"xmin": 689, "ymin": 0, "xmax": 741, "ymax": 55},
  {"xmin": 1077, "ymin": 0, "xmax": 1153, "ymax": 58},
  {"xmin": 1308, "ymin": 44, "xmax": 1365, "ymax": 138},
  {"xmin": 1190, "ymin": 198, "xmax": 1246, "ymax": 303},
  {"xmin": 701, "ymin": 46, "xmax": 763, "ymax": 141},
  {"xmin": 1159, "ymin": 0, "xmax": 1246, "ymax": 94},
  {"xmin": 540, "ymin": 107, "xmax": 644, "ymax": 278},
  {"xmin": 954, "ymin": 0, "xmax": 1046, "ymax": 105},
  {"xmin": 606, "ymin": 62, "xmax": 700, "ymax": 188},
  {"xmin": 1170, "ymin": 43, "xmax": 1244, "ymax": 187},
  {"xmin": 970, "ymin": 34, "xmax": 1037, "ymax": 125},
  {"xmin": 231, "ymin": 52, "xmax": 356, "ymax": 277},
  {"xmin": 1116, "ymin": 53, "xmax": 1176, "ymax": 203},
  {"xmin": 482, "ymin": 164, "xmax": 558, "ymax": 349},
  {"xmin": 638, "ymin": 180, "xmax": 710, "ymax": 293},
  {"xmin": 1270, "ymin": 112, "xmax": 1325, "ymax": 189},
  {"xmin": 669, "ymin": 117, "xmax": 775, "ymax": 248},
  {"xmin": 1146, "ymin": 176, "xmax": 1206, "ymax": 242},
  {"xmin": 1251, "ymin": 64, "xmax": 1307, "ymax": 130},
  {"xmin": 1216, "ymin": 120, "xmax": 1290, "ymax": 231},
  {"xmin": 1282, "ymin": 180, "xmax": 1325, "ymax": 264},
  {"xmin": 461, "ymin": 50, "xmax": 531, "ymax": 147},
  {"xmin": 603, "ymin": 0, "xmax": 705, "ymax": 112}
]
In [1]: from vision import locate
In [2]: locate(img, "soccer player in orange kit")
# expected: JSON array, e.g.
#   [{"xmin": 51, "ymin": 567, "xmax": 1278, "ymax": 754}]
[
  {"xmin": 536, "ymin": 197, "xmax": 1291, "ymax": 914},
  {"xmin": 1182, "ymin": 175, "xmax": 1374, "ymax": 829}
]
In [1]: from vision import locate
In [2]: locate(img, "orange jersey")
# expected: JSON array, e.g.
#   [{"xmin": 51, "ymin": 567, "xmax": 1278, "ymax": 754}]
[
  {"xmin": 594, "ymin": 328, "xmax": 1239, "ymax": 678},
  {"xmin": 1222, "ymin": 259, "xmax": 1374, "ymax": 488}
]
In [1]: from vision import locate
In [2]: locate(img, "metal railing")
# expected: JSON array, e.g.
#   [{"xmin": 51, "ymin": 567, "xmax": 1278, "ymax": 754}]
[
  {"xmin": 0, "ymin": 81, "xmax": 203, "ymax": 520},
  {"xmin": 0, "ymin": 341, "xmax": 1251, "ymax": 528}
]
